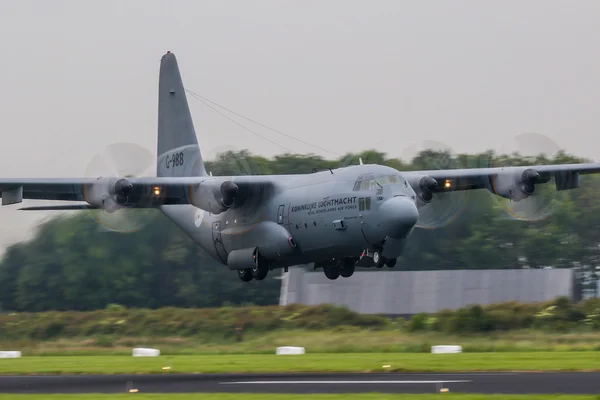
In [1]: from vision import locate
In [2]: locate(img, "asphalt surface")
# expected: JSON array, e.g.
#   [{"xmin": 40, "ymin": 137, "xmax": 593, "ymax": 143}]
[{"xmin": 0, "ymin": 372, "xmax": 599, "ymax": 394}]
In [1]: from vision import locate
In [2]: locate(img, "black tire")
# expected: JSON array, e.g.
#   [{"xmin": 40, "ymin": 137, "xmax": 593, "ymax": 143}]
[
  {"xmin": 340, "ymin": 259, "xmax": 355, "ymax": 278},
  {"xmin": 323, "ymin": 266, "xmax": 340, "ymax": 280},
  {"xmin": 252, "ymin": 264, "xmax": 269, "ymax": 280},
  {"xmin": 373, "ymin": 251, "xmax": 385, "ymax": 268},
  {"xmin": 385, "ymin": 258, "xmax": 397, "ymax": 268},
  {"xmin": 237, "ymin": 269, "xmax": 253, "ymax": 282},
  {"xmin": 340, "ymin": 265, "xmax": 355, "ymax": 278}
]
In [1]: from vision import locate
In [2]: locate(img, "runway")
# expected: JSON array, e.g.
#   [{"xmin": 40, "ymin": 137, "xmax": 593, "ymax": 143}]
[{"xmin": 0, "ymin": 372, "xmax": 599, "ymax": 394}]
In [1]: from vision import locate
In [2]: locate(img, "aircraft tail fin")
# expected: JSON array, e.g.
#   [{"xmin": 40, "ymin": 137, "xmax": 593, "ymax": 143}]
[{"xmin": 157, "ymin": 51, "xmax": 207, "ymax": 177}]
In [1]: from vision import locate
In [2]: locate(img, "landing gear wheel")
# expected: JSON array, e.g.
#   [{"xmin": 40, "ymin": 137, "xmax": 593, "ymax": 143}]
[
  {"xmin": 323, "ymin": 266, "xmax": 340, "ymax": 280},
  {"xmin": 373, "ymin": 251, "xmax": 385, "ymax": 268},
  {"xmin": 250, "ymin": 249, "xmax": 269, "ymax": 280},
  {"xmin": 237, "ymin": 269, "xmax": 253, "ymax": 282},
  {"xmin": 340, "ymin": 265, "xmax": 355, "ymax": 278},
  {"xmin": 340, "ymin": 259, "xmax": 355, "ymax": 278},
  {"xmin": 385, "ymin": 258, "xmax": 397, "ymax": 268},
  {"xmin": 252, "ymin": 264, "xmax": 269, "ymax": 280}
]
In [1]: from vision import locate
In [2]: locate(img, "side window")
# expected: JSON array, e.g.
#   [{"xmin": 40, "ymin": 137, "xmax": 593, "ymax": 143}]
[
  {"xmin": 365, "ymin": 197, "xmax": 371, "ymax": 210},
  {"xmin": 359, "ymin": 197, "xmax": 365, "ymax": 211}
]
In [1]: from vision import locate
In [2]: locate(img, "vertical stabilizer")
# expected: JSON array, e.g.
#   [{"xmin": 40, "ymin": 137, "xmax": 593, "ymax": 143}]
[{"xmin": 157, "ymin": 51, "xmax": 206, "ymax": 177}]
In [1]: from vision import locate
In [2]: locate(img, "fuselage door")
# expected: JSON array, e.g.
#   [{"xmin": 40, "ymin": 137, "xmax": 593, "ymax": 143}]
[
  {"xmin": 212, "ymin": 221, "xmax": 228, "ymax": 264},
  {"xmin": 277, "ymin": 204, "xmax": 285, "ymax": 224}
]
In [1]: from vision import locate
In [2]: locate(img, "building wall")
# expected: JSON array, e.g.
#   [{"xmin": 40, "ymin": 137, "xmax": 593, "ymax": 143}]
[{"xmin": 279, "ymin": 267, "xmax": 575, "ymax": 315}]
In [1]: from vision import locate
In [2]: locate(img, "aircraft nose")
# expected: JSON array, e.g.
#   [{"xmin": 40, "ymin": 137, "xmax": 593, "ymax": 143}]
[{"xmin": 379, "ymin": 196, "xmax": 419, "ymax": 239}]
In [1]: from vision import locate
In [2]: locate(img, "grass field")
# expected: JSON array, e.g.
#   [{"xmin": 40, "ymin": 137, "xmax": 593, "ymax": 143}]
[
  {"xmin": 0, "ymin": 352, "xmax": 597, "ymax": 375},
  {"xmin": 0, "ymin": 395, "xmax": 596, "ymax": 400},
  {"xmin": 4, "ymin": 329, "xmax": 600, "ymax": 356}
]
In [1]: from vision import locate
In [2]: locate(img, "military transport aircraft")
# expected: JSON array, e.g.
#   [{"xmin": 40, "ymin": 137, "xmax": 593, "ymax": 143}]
[{"xmin": 1, "ymin": 51, "xmax": 599, "ymax": 282}]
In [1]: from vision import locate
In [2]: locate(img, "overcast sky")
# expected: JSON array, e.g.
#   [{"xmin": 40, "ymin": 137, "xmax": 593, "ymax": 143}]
[{"xmin": 0, "ymin": 0, "xmax": 599, "ymax": 250}]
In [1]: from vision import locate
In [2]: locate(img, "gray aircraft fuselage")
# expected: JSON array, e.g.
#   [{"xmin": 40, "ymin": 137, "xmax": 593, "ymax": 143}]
[
  {"xmin": 161, "ymin": 164, "xmax": 418, "ymax": 277},
  {"xmin": 149, "ymin": 51, "xmax": 419, "ymax": 281}
]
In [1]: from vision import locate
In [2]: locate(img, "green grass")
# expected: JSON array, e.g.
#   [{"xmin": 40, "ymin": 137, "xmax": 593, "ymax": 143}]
[
  {"xmin": 0, "ymin": 352, "xmax": 598, "ymax": 375},
  {"xmin": 5, "ymin": 329, "xmax": 600, "ymax": 356},
  {"xmin": 0, "ymin": 395, "xmax": 597, "ymax": 400}
]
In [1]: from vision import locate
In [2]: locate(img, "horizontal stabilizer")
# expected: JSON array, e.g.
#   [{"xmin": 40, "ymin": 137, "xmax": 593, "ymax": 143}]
[{"xmin": 19, "ymin": 204, "xmax": 97, "ymax": 211}]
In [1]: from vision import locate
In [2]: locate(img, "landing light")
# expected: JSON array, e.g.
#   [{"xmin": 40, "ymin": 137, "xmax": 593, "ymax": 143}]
[
  {"xmin": 153, "ymin": 187, "xmax": 161, "ymax": 196},
  {"xmin": 444, "ymin": 180, "xmax": 451, "ymax": 189}
]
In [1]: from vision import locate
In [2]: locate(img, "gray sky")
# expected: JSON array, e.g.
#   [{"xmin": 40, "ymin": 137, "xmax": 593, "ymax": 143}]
[{"xmin": 0, "ymin": 0, "xmax": 599, "ymax": 250}]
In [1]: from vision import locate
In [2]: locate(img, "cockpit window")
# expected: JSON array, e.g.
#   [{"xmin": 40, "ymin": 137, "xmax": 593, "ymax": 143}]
[
  {"xmin": 376, "ymin": 175, "xmax": 399, "ymax": 185},
  {"xmin": 353, "ymin": 174, "xmax": 403, "ymax": 191}
]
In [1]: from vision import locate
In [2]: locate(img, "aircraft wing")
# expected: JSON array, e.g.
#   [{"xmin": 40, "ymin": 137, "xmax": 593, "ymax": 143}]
[
  {"xmin": 0, "ymin": 176, "xmax": 278, "ymax": 211},
  {"xmin": 410, "ymin": 162, "xmax": 600, "ymax": 198}
]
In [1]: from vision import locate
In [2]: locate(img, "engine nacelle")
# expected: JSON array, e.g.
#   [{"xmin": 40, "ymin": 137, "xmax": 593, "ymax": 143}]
[
  {"xmin": 189, "ymin": 180, "xmax": 239, "ymax": 214},
  {"xmin": 417, "ymin": 176, "xmax": 438, "ymax": 204},
  {"xmin": 406, "ymin": 174, "xmax": 438, "ymax": 206},
  {"xmin": 489, "ymin": 167, "xmax": 549, "ymax": 201},
  {"xmin": 84, "ymin": 177, "xmax": 134, "ymax": 212}
]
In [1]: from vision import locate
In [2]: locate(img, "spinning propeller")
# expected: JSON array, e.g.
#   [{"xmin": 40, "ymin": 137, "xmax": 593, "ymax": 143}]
[
  {"xmin": 399, "ymin": 133, "xmax": 570, "ymax": 229},
  {"xmin": 201, "ymin": 145, "xmax": 266, "ymax": 223},
  {"xmin": 84, "ymin": 142, "xmax": 157, "ymax": 233},
  {"xmin": 489, "ymin": 133, "xmax": 568, "ymax": 222},
  {"xmin": 400, "ymin": 140, "xmax": 471, "ymax": 229}
]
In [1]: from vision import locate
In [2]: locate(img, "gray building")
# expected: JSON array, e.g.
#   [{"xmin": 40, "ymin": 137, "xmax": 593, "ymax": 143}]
[{"xmin": 279, "ymin": 267, "xmax": 577, "ymax": 315}]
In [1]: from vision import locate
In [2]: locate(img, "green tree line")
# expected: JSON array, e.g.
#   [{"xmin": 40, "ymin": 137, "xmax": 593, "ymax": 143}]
[
  {"xmin": 0, "ymin": 297, "xmax": 598, "ymax": 344},
  {"xmin": 0, "ymin": 149, "xmax": 598, "ymax": 312}
]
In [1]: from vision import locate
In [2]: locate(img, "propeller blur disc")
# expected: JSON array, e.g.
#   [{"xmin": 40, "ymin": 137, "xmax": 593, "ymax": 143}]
[
  {"xmin": 490, "ymin": 133, "xmax": 568, "ymax": 222},
  {"xmin": 415, "ymin": 191, "xmax": 470, "ymax": 229},
  {"xmin": 84, "ymin": 142, "xmax": 157, "ymax": 233},
  {"xmin": 400, "ymin": 140, "xmax": 471, "ymax": 229}
]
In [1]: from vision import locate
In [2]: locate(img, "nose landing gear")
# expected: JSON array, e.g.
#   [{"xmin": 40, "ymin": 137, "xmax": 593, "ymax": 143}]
[
  {"xmin": 360, "ymin": 249, "xmax": 397, "ymax": 268},
  {"xmin": 372, "ymin": 251, "xmax": 385, "ymax": 268}
]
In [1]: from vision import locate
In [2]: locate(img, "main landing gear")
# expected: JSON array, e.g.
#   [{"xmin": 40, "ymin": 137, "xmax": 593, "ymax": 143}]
[
  {"xmin": 237, "ymin": 264, "xmax": 270, "ymax": 282},
  {"xmin": 316, "ymin": 258, "xmax": 356, "ymax": 280},
  {"xmin": 237, "ymin": 255, "xmax": 270, "ymax": 282},
  {"xmin": 237, "ymin": 269, "xmax": 254, "ymax": 282},
  {"xmin": 315, "ymin": 250, "xmax": 398, "ymax": 281}
]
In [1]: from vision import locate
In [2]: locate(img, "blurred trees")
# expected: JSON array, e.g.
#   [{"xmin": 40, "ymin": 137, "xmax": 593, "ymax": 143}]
[
  {"xmin": 0, "ymin": 298, "xmax": 598, "ymax": 342},
  {"xmin": 0, "ymin": 148, "xmax": 599, "ymax": 312}
]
